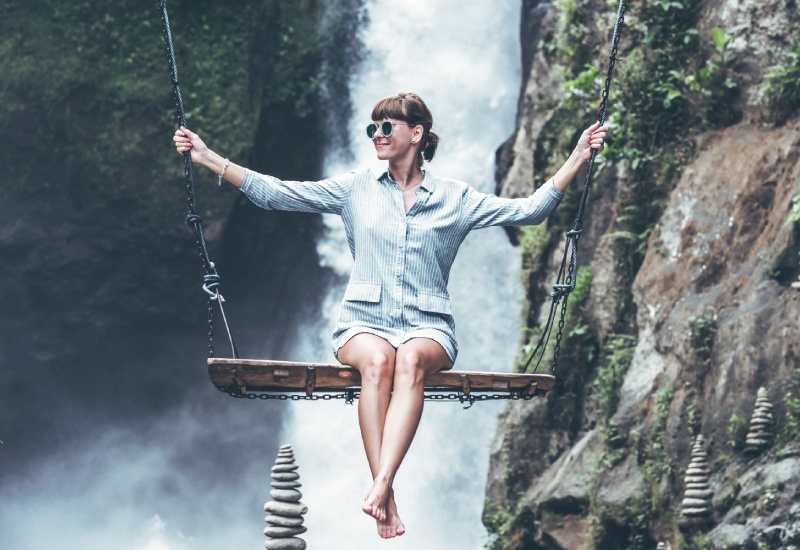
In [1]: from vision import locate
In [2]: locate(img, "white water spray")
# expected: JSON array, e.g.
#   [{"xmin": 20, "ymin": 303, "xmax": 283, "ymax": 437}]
[{"xmin": 285, "ymin": 1, "xmax": 523, "ymax": 547}]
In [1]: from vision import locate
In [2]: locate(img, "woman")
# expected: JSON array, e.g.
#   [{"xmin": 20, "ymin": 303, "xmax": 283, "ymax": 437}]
[{"xmin": 174, "ymin": 92, "xmax": 607, "ymax": 539}]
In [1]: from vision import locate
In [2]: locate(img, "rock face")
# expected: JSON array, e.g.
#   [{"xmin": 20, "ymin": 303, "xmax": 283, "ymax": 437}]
[
  {"xmin": 745, "ymin": 387, "xmax": 775, "ymax": 455},
  {"xmin": 484, "ymin": 0, "xmax": 800, "ymax": 547},
  {"xmin": 264, "ymin": 445, "xmax": 307, "ymax": 550}
]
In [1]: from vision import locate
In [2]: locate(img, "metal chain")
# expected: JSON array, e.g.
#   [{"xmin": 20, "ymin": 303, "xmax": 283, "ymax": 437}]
[
  {"xmin": 522, "ymin": 0, "xmax": 627, "ymax": 377},
  {"xmin": 157, "ymin": 0, "xmax": 238, "ymax": 359},
  {"xmin": 215, "ymin": 385, "xmax": 548, "ymax": 408}
]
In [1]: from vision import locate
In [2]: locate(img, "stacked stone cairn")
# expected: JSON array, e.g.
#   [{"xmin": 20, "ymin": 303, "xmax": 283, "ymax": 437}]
[
  {"xmin": 264, "ymin": 445, "xmax": 307, "ymax": 549},
  {"xmin": 679, "ymin": 434, "xmax": 713, "ymax": 529},
  {"xmin": 744, "ymin": 387, "xmax": 774, "ymax": 456}
]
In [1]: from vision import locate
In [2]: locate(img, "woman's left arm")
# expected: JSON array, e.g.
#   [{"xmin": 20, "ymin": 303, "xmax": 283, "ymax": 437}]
[{"xmin": 550, "ymin": 121, "xmax": 608, "ymax": 192}]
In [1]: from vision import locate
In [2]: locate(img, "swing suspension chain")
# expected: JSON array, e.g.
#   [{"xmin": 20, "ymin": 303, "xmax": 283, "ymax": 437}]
[
  {"xmin": 215, "ymin": 386, "xmax": 547, "ymax": 408},
  {"xmin": 523, "ymin": 0, "xmax": 626, "ymax": 376},
  {"xmin": 156, "ymin": 0, "xmax": 238, "ymax": 359}
]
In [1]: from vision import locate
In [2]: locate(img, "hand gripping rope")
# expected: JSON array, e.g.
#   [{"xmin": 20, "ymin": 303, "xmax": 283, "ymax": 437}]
[
  {"xmin": 156, "ymin": 0, "xmax": 239, "ymax": 359},
  {"xmin": 522, "ymin": 0, "xmax": 627, "ymax": 376}
]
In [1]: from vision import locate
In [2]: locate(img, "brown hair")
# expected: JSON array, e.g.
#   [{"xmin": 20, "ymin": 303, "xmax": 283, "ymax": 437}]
[{"xmin": 371, "ymin": 92, "xmax": 439, "ymax": 166}]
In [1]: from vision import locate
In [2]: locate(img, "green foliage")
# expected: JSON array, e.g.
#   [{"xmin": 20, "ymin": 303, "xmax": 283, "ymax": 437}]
[
  {"xmin": 686, "ymin": 308, "xmax": 718, "ymax": 359},
  {"xmin": 483, "ymin": 501, "xmax": 514, "ymax": 550},
  {"xmin": 551, "ymin": 0, "xmax": 591, "ymax": 76},
  {"xmin": 637, "ymin": 386, "xmax": 676, "ymax": 484},
  {"xmin": 593, "ymin": 334, "xmax": 637, "ymax": 422},
  {"xmin": 676, "ymin": 532, "xmax": 714, "ymax": 550},
  {"xmin": 686, "ymin": 393, "xmax": 702, "ymax": 438},
  {"xmin": 760, "ymin": 44, "xmax": 800, "ymax": 125},
  {"xmin": 780, "ymin": 367, "xmax": 800, "ymax": 445},
  {"xmin": 787, "ymin": 194, "xmax": 800, "ymax": 225},
  {"xmin": 727, "ymin": 412, "xmax": 749, "ymax": 451}
]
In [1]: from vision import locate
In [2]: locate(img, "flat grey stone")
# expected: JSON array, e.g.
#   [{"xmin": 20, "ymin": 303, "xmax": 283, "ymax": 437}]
[
  {"xmin": 264, "ymin": 525, "xmax": 308, "ymax": 537},
  {"xmin": 683, "ymin": 507, "xmax": 712, "ymax": 516},
  {"xmin": 682, "ymin": 497, "xmax": 710, "ymax": 507},
  {"xmin": 275, "ymin": 458, "xmax": 295, "ymax": 464},
  {"xmin": 270, "ymin": 488, "xmax": 303, "ymax": 502},
  {"xmin": 272, "ymin": 472, "xmax": 300, "ymax": 481},
  {"xmin": 272, "ymin": 464, "xmax": 299, "ymax": 472},
  {"xmin": 265, "ymin": 537, "xmax": 306, "ymax": 550},
  {"xmin": 685, "ymin": 488, "xmax": 713, "ymax": 499},
  {"xmin": 264, "ymin": 501, "xmax": 307, "ymax": 516},
  {"xmin": 272, "ymin": 481, "xmax": 302, "ymax": 489},
  {"xmin": 684, "ymin": 476, "xmax": 708, "ymax": 484},
  {"xmin": 266, "ymin": 514, "xmax": 304, "ymax": 527}
]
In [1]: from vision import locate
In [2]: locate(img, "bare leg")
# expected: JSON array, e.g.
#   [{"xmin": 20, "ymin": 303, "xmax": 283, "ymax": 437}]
[
  {"xmin": 362, "ymin": 338, "xmax": 453, "ymax": 533},
  {"xmin": 338, "ymin": 334, "xmax": 396, "ymax": 521}
]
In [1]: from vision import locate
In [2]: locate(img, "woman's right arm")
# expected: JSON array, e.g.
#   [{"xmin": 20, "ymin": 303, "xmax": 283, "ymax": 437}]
[
  {"xmin": 173, "ymin": 126, "xmax": 353, "ymax": 215},
  {"xmin": 173, "ymin": 126, "xmax": 246, "ymax": 187}
]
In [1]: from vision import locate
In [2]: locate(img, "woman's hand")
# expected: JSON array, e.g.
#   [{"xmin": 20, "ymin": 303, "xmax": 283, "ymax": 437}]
[
  {"xmin": 173, "ymin": 125, "xmax": 209, "ymax": 165},
  {"xmin": 575, "ymin": 121, "xmax": 608, "ymax": 161}
]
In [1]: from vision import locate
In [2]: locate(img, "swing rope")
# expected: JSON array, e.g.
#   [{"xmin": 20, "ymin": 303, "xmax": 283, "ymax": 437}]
[
  {"xmin": 523, "ymin": 0, "xmax": 627, "ymax": 376},
  {"xmin": 156, "ymin": 0, "xmax": 239, "ymax": 359}
]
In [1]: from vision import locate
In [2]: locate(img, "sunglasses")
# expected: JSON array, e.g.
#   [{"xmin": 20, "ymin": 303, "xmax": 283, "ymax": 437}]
[{"xmin": 366, "ymin": 120, "xmax": 413, "ymax": 139}]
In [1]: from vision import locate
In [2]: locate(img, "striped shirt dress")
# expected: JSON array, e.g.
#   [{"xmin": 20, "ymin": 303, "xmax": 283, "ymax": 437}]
[{"xmin": 240, "ymin": 167, "xmax": 564, "ymax": 363}]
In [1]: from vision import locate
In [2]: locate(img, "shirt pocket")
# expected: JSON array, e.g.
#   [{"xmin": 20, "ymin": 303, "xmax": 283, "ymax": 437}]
[
  {"xmin": 418, "ymin": 290, "xmax": 452, "ymax": 315},
  {"xmin": 344, "ymin": 282, "xmax": 382, "ymax": 303}
]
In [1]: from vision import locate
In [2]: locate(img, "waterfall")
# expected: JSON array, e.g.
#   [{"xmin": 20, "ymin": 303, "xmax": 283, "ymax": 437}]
[{"xmin": 284, "ymin": 1, "xmax": 523, "ymax": 547}]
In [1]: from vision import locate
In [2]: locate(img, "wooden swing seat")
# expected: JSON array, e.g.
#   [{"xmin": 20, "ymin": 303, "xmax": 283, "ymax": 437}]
[{"xmin": 208, "ymin": 358, "xmax": 555, "ymax": 398}]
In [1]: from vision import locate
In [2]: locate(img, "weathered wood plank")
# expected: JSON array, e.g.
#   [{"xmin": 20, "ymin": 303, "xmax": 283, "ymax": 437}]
[{"xmin": 208, "ymin": 358, "xmax": 555, "ymax": 394}]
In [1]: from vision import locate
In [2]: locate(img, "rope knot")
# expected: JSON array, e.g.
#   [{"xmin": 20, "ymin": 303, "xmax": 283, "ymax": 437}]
[
  {"xmin": 186, "ymin": 214, "xmax": 202, "ymax": 226},
  {"xmin": 202, "ymin": 267, "xmax": 224, "ymax": 301}
]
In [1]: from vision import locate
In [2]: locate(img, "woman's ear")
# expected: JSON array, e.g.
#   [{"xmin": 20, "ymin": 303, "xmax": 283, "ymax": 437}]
[{"xmin": 412, "ymin": 124, "xmax": 424, "ymax": 144}]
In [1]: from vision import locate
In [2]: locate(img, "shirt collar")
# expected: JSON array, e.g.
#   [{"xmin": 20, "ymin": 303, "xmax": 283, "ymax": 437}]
[{"xmin": 377, "ymin": 167, "xmax": 434, "ymax": 191}]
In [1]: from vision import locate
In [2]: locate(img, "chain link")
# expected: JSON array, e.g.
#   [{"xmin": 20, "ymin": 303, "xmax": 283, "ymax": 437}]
[{"xmin": 215, "ymin": 385, "xmax": 548, "ymax": 408}]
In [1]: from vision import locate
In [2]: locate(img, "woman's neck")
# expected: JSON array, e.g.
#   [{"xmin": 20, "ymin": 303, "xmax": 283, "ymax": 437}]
[{"xmin": 388, "ymin": 158, "xmax": 422, "ymax": 189}]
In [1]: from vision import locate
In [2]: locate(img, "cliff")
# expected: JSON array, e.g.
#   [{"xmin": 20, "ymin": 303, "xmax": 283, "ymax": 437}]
[{"xmin": 485, "ymin": 0, "xmax": 800, "ymax": 548}]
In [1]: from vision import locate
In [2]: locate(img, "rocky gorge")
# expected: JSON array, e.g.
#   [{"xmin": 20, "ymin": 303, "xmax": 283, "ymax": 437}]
[{"xmin": 484, "ymin": 0, "xmax": 800, "ymax": 548}]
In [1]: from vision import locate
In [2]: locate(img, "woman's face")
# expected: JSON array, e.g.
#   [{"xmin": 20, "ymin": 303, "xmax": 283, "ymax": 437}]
[{"xmin": 369, "ymin": 118, "xmax": 422, "ymax": 162}]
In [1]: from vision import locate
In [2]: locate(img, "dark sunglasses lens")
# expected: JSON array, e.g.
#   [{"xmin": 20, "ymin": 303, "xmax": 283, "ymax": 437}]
[
  {"xmin": 366, "ymin": 123, "xmax": 378, "ymax": 139},
  {"xmin": 381, "ymin": 120, "xmax": 393, "ymax": 137}
]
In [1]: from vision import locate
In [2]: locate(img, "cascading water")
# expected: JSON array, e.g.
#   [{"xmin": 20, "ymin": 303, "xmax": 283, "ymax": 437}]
[{"xmin": 283, "ymin": 1, "xmax": 524, "ymax": 547}]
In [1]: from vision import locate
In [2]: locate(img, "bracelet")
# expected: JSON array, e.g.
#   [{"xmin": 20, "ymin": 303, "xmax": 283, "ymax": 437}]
[{"xmin": 218, "ymin": 158, "xmax": 230, "ymax": 187}]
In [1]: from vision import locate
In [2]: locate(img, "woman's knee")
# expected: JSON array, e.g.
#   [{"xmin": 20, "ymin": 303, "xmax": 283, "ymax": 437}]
[
  {"xmin": 394, "ymin": 351, "xmax": 427, "ymax": 386},
  {"xmin": 359, "ymin": 351, "xmax": 395, "ymax": 386}
]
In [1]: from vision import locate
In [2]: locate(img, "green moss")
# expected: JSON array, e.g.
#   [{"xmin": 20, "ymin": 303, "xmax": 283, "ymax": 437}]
[
  {"xmin": 727, "ymin": 412, "xmax": 748, "ymax": 451},
  {"xmin": 593, "ymin": 334, "xmax": 637, "ymax": 423},
  {"xmin": 760, "ymin": 44, "xmax": 800, "ymax": 125},
  {"xmin": 676, "ymin": 532, "xmax": 713, "ymax": 550},
  {"xmin": 686, "ymin": 308, "xmax": 718, "ymax": 360}
]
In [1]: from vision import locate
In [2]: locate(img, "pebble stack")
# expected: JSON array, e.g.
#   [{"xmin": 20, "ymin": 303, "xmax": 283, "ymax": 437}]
[
  {"xmin": 744, "ymin": 387, "xmax": 774, "ymax": 456},
  {"xmin": 679, "ymin": 434, "xmax": 713, "ymax": 529},
  {"xmin": 264, "ymin": 445, "xmax": 307, "ymax": 550}
]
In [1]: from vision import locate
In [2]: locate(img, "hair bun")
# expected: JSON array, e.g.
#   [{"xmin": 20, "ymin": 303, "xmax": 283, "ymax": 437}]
[{"xmin": 423, "ymin": 130, "xmax": 439, "ymax": 162}]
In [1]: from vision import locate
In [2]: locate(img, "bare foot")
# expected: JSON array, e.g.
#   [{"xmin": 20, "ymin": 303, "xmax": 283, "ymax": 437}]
[
  {"xmin": 362, "ymin": 477, "xmax": 390, "ymax": 521},
  {"xmin": 377, "ymin": 491, "xmax": 406, "ymax": 538}
]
